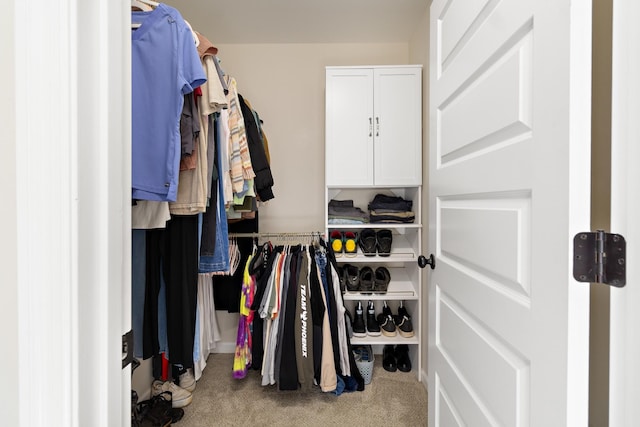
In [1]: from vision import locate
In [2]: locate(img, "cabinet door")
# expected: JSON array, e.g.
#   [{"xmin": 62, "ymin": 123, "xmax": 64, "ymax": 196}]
[
  {"xmin": 325, "ymin": 68, "xmax": 374, "ymax": 186},
  {"xmin": 373, "ymin": 67, "xmax": 422, "ymax": 185}
]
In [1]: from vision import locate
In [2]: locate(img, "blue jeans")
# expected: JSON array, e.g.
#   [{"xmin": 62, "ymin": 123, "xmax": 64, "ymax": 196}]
[
  {"xmin": 315, "ymin": 251, "xmax": 332, "ymax": 324},
  {"xmin": 198, "ymin": 122, "xmax": 230, "ymax": 272}
]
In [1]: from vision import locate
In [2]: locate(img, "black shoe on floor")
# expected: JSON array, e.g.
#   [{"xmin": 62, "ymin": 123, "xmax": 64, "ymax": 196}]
[
  {"xmin": 136, "ymin": 391, "xmax": 172, "ymax": 427},
  {"xmin": 395, "ymin": 344, "xmax": 412, "ymax": 372},
  {"xmin": 352, "ymin": 301, "xmax": 366, "ymax": 337},
  {"xmin": 382, "ymin": 345, "xmax": 397, "ymax": 372}
]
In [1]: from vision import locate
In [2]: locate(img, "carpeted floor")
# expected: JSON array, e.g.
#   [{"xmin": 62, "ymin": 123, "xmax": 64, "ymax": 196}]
[{"xmin": 176, "ymin": 353, "xmax": 428, "ymax": 426}]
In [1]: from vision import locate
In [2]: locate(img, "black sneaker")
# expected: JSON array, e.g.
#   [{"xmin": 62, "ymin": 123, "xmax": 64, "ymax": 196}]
[
  {"xmin": 377, "ymin": 301, "xmax": 396, "ymax": 337},
  {"xmin": 395, "ymin": 303, "xmax": 414, "ymax": 338},
  {"xmin": 365, "ymin": 301, "xmax": 381, "ymax": 336},
  {"xmin": 136, "ymin": 391, "xmax": 173, "ymax": 427},
  {"xmin": 395, "ymin": 344, "xmax": 412, "ymax": 372},
  {"xmin": 352, "ymin": 301, "xmax": 366, "ymax": 337}
]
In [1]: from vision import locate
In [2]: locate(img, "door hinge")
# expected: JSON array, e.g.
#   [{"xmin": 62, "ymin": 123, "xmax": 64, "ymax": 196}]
[
  {"xmin": 122, "ymin": 329, "xmax": 134, "ymax": 369},
  {"xmin": 573, "ymin": 230, "xmax": 626, "ymax": 287}
]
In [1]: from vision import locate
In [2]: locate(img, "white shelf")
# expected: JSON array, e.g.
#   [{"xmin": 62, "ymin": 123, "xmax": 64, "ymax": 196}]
[
  {"xmin": 342, "ymin": 267, "xmax": 417, "ymax": 300},
  {"xmin": 327, "ymin": 223, "xmax": 421, "ymax": 229},
  {"xmin": 350, "ymin": 335, "xmax": 419, "ymax": 346},
  {"xmin": 332, "ymin": 233, "xmax": 417, "ymax": 262}
]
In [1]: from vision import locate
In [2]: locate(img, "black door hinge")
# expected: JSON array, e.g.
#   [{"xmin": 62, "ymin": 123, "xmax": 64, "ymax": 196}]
[
  {"xmin": 573, "ymin": 230, "xmax": 626, "ymax": 287},
  {"xmin": 122, "ymin": 330, "xmax": 134, "ymax": 369}
]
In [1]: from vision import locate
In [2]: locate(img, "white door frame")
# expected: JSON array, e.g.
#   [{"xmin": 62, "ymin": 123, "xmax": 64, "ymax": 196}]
[
  {"xmin": 609, "ymin": 0, "xmax": 640, "ymax": 424},
  {"xmin": 8, "ymin": 0, "xmax": 131, "ymax": 425}
]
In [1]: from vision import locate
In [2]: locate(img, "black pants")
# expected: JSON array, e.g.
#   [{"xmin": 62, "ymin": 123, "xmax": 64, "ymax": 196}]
[{"xmin": 143, "ymin": 214, "xmax": 199, "ymax": 368}]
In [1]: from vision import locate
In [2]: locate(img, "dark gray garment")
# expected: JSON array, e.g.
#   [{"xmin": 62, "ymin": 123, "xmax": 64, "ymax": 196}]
[
  {"xmin": 274, "ymin": 251, "xmax": 292, "ymax": 384},
  {"xmin": 206, "ymin": 113, "xmax": 217, "ymax": 200},
  {"xmin": 180, "ymin": 93, "xmax": 200, "ymax": 157},
  {"xmin": 295, "ymin": 250, "xmax": 314, "ymax": 391}
]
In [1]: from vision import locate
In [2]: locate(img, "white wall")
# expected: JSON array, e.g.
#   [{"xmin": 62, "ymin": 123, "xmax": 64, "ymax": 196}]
[
  {"xmin": 214, "ymin": 42, "xmax": 411, "ymax": 232},
  {"xmin": 0, "ymin": 1, "xmax": 19, "ymax": 425}
]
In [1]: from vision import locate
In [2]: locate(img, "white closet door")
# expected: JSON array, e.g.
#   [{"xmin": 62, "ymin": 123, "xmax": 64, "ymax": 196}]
[
  {"xmin": 428, "ymin": 0, "xmax": 591, "ymax": 425},
  {"xmin": 325, "ymin": 68, "xmax": 374, "ymax": 186},
  {"xmin": 373, "ymin": 67, "xmax": 422, "ymax": 186}
]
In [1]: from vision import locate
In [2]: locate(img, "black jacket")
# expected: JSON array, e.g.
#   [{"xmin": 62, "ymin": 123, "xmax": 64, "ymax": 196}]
[{"xmin": 238, "ymin": 94, "xmax": 275, "ymax": 201}]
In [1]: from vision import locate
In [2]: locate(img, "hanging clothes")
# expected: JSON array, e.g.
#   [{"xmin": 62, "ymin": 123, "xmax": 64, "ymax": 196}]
[
  {"xmin": 233, "ymin": 250, "xmax": 255, "ymax": 379},
  {"xmin": 236, "ymin": 238, "xmax": 360, "ymax": 393},
  {"xmin": 131, "ymin": 4, "xmax": 206, "ymax": 202}
]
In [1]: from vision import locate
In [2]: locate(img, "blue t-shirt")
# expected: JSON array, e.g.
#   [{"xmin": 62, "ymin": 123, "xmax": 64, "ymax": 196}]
[{"xmin": 131, "ymin": 4, "xmax": 206, "ymax": 202}]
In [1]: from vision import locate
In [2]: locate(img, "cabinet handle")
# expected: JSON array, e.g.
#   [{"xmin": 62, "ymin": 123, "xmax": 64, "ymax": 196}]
[
  {"xmin": 376, "ymin": 117, "xmax": 380, "ymax": 137},
  {"xmin": 369, "ymin": 117, "xmax": 372, "ymax": 137}
]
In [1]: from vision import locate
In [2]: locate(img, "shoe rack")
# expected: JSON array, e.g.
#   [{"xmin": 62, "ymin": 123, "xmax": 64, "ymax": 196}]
[{"xmin": 324, "ymin": 186, "xmax": 422, "ymax": 378}]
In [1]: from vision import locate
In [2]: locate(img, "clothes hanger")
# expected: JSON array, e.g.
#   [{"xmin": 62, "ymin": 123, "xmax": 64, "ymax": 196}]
[
  {"xmin": 131, "ymin": 0, "xmax": 153, "ymax": 29},
  {"xmin": 131, "ymin": 0, "xmax": 152, "ymax": 11},
  {"xmin": 137, "ymin": 0, "xmax": 159, "ymax": 8},
  {"xmin": 184, "ymin": 20, "xmax": 200, "ymax": 47}
]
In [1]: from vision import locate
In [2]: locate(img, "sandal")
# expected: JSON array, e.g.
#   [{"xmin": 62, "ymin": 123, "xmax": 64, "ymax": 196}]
[
  {"xmin": 343, "ymin": 264, "xmax": 360, "ymax": 292},
  {"xmin": 376, "ymin": 229, "xmax": 393, "ymax": 257},
  {"xmin": 344, "ymin": 231, "xmax": 358, "ymax": 256},
  {"xmin": 330, "ymin": 230, "xmax": 344, "ymax": 256},
  {"xmin": 374, "ymin": 266, "xmax": 391, "ymax": 293},
  {"xmin": 359, "ymin": 266, "xmax": 374, "ymax": 293},
  {"xmin": 358, "ymin": 228, "xmax": 377, "ymax": 256}
]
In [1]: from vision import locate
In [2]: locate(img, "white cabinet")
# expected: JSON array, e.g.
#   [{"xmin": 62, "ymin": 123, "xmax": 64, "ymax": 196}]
[
  {"xmin": 325, "ymin": 66, "xmax": 422, "ymax": 186},
  {"xmin": 325, "ymin": 65, "xmax": 423, "ymax": 379}
]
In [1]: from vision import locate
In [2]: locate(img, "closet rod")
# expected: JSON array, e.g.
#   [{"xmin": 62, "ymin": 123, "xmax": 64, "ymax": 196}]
[{"xmin": 227, "ymin": 231, "xmax": 325, "ymax": 239}]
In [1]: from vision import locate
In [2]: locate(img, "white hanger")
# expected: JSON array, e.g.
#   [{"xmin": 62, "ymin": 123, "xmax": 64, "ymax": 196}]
[
  {"xmin": 184, "ymin": 20, "xmax": 200, "ymax": 47},
  {"xmin": 136, "ymin": 0, "xmax": 159, "ymax": 8},
  {"xmin": 131, "ymin": 0, "xmax": 153, "ymax": 11}
]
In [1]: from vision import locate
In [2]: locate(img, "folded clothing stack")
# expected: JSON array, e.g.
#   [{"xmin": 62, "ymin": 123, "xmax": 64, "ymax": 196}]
[
  {"xmin": 368, "ymin": 194, "xmax": 415, "ymax": 224},
  {"xmin": 328, "ymin": 199, "xmax": 369, "ymax": 224}
]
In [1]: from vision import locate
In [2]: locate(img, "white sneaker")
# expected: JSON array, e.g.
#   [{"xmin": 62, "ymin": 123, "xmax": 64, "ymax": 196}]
[
  {"xmin": 151, "ymin": 379, "xmax": 193, "ymax": 408},
  {"xmin": 179, "ymin": 368, "xmax": 196, "ymax": 392}
]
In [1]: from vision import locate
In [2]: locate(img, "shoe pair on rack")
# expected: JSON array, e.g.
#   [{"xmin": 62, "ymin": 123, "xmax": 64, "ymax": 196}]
[
  {"xmin": 382, "ymin": 344, "xmax": 412, "ymax": 373},
  {"xmin": 352, "ymin": 301, "xmax": 380, "ymax": 337},
  {"xmin": 358, "ymin": 228, "xmax": 393, "ymax": 257},
  {"xmin": 352, "ymin": 300, "xmax": 414, "ymax": 338},
  {"xmin": 342, "ymin": 265, "xmax": 391, "ymax": 294},
  {"xmin": 330, "ymin": 230, "xmax": 358, "ymax": 257},
  {"xmin": 376, "ymin": 301, "xmax": 414, "ymax": 338}
]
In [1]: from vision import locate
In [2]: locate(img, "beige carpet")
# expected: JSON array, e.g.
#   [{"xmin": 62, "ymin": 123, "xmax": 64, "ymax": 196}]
[{"xmin": 177, "ymin": 353, "xmax": 427, "ymax": 427}]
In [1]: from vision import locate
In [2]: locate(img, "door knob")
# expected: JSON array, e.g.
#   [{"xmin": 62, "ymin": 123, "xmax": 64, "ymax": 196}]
[{"xmin": 418, "ymin": 254, "xmax": 435, "ymax": 270}]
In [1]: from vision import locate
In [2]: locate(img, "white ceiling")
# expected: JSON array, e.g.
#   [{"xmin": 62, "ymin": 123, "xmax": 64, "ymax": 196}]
[{"xmin": 162, "ymin": 0, "xmax": 428, "ymax": 44}]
